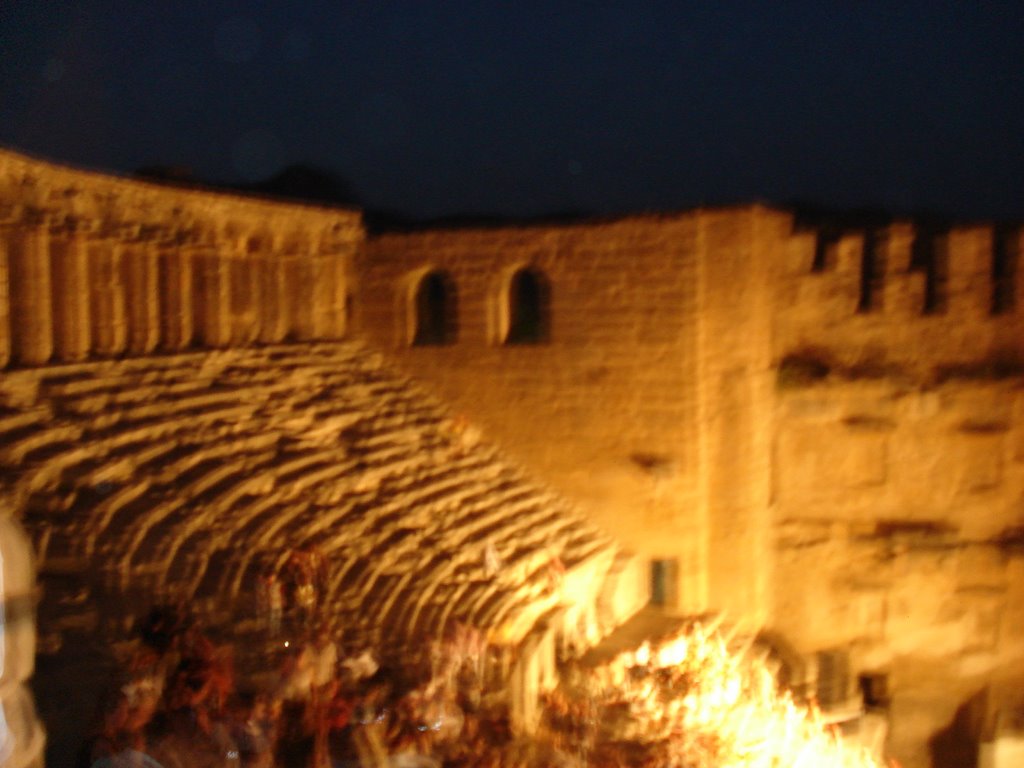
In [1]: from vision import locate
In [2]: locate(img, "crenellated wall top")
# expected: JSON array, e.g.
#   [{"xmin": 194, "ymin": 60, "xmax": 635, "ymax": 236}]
[{"xmin": 0, "ymin": 146, "xmax": 363, "ymax": 255}]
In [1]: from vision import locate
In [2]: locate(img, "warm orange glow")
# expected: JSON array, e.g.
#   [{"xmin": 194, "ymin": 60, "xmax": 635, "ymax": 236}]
[{"xmin": 598, "ymin": 622, "xmax": 887, "ymax": 768}]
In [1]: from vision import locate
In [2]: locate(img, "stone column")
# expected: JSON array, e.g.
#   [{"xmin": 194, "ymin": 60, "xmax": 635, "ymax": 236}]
[
  {"xmin": 8, "ymin": 214, "xmax": 53, "ymax": 365},
  {"xmin": 308, "ymin": 253, "xmax": 335, "ymax": 339},
  {"xmin": 311, "ymin": 252, "xmax": 350, "ymax": 339},
  {"xmin": 89, "ymin": 238, "xmax": 128, "ymax": 357},
  {"xmin": 287, "ymin": 254, "xmax": 315, "ymax": 340},
  {"xmin": 124, "ymin": 239, "xmax": 161, "ymax": 355},
  {"xmin": 159, "ymin": 242, "xmax": 194, "ymax": 350},
  {"xmin": 50, "ymin": 222, "xmax": 92, "ymax": 361},
  {"xmin": 193, "ymin": 246, "xmax": 231, "ymax": 348},
  {"xmin": 229, "ymin": 249, "xmax": 260, "ymax": 345},
  {"xmin": 257, "ymin": 241, "xmax": 291, "ymax": 344},
  {"xmin": 0, "ymin": 225, "xmax": 11, "ymax": 368}
]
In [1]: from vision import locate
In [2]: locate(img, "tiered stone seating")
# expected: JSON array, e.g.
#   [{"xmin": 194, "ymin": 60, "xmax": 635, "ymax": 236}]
[{"xmin": 2, "ymin": 341, "xmax": 618, "ymax": 644}]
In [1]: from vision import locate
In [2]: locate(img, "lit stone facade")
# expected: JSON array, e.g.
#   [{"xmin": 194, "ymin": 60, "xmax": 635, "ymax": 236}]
[
  {"xmin": 361, "ymin": 212, "xmax": 1024, "ymax": 767},
  {"xmin": 0, "ymin": 147, "xmax": 360, "ymax": 367},
  {"xmin": 1, "ymin": 147, "xmax": 1024, "ymax": 765},
  {"xmin": 360, "ymin": 212, "xmax": 785, "ymax": 625}
]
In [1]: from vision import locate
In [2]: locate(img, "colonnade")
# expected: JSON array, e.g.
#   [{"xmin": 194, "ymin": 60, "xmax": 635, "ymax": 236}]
[{"xmin": 0, "ymin": 148, "xmax": 363, "ymax": 368}]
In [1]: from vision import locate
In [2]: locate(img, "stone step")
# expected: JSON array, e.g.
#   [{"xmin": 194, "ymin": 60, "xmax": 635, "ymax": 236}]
[{"xmin": 1, "ymin": 340, "xmax": 617, "ymax": 645}]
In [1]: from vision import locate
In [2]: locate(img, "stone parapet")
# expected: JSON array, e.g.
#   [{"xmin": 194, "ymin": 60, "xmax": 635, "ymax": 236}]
[{"xmin": 778, "ymin": 221, "xmax": 1024, "ymax": 378}]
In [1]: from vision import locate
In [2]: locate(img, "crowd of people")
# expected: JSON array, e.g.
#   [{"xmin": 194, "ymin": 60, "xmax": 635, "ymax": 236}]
[
  {"xmin": 76, "ymin": 597, "xmax": 731, "ymax": 768},
  {"xmin": 77, "ymin": 597, "xmax": 555, "ymax": 768},
  {"xmin": 77, "ymin": 556, "xmax": 845, "ymax": 768}
]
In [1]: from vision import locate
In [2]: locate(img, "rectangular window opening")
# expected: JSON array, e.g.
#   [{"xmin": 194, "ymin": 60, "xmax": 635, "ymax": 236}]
[{"xmin": 650, "ymin": 558, "xmax": 679, "ymax": 608}]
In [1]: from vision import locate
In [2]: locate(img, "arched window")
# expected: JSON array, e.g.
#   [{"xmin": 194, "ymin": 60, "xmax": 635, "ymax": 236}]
[
  {"xmin": 412, "ymin": 270, "xmax": 457, "ymax": 345},
  {"xmin": 505, "ymin": 267, "xmax": 549, "ymax": 344}
]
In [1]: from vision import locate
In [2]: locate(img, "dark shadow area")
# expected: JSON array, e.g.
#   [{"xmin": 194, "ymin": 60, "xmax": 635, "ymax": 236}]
[
  {"xmin": 505, "ymin": 268, "xmax": 550, "ymax": 345},
  {"xmin": 33, "ymin": 571, "xmax": 119, "ymax": 768},
  {"xmin": 929, "ymin": 688, "xmax": 988, "ymax": 768},
  {"xmin": 910, "ymin": 223, "xmax": 950, "ymax": 315},
  {"xmin": 811, "ymin": 227, "xmax": 841, "ymax": 272},
  {"xmin": 776, "ymin": 348, "xmax": 833, "ymax": 388},
  {"xmin": 992, "ymin": 225, "xmax": 1018, "ymax": 315},
  {"xmin": 412, "ymin": 270, "xmax": 457, "ymax": 346},
  {"xmin": 932, "ymin": 350, "xmax": 1024, "ymax": 384},
  {"xmin": 857, "ymin": 228, "xmax": 884, "ymax": 313}
]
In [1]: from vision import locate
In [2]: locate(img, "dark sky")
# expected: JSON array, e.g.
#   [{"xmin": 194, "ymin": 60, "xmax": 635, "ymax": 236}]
[{"xmin": 2, "ymin": 2, "xmax": 1024, "ymax": 221}]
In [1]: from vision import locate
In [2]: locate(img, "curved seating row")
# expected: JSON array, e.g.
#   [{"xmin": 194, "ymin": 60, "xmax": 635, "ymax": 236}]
[{"xmin": 1, "ymin": 341, "xmax": 618, "ymax": 644}]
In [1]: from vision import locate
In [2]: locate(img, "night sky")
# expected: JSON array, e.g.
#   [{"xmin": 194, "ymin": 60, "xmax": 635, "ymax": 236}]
[{"xmin": 2, "ymin": 2, "xmax": 1024, "ymax": 221}]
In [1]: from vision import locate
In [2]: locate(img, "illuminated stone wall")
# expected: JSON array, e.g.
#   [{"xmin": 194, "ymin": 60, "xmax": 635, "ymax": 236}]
[
  {"xmin": 361, "ymin": 210, "xmax": 1024, "ymax": 765},
  {"xmin": 359, "ymin": 208, "xmax": 795, "ymax": 621},
  {"xmin": 772, "ymin": 225, "xmax": 1024, "ymax": 656},
  {"xmin": 2, "ymin": 146, "xmax": 1023, "ymax": 764},
  {"xmin": 361, "ymin": 217, "xmax": 703, "ymax": 610},
  {"xmin": 0, "ymin": 148, "xmax": 360, "ymax": 366},
  {"xmin": 772, "ymin": 226, "xmax": 1024, "ymax": 766}
]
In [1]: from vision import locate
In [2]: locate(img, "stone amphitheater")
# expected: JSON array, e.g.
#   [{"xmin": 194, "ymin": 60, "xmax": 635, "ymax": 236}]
[
  {"xmin": 2, "ymin": 144, "xmax": 1024, "ymax": 767},
  {"xmin": 0, "ymin": 147, "xmax": 641, "ymax": 768},
  {"xmin": 3, "ymin": 342, "xmax": 619, "ymax": 636}
]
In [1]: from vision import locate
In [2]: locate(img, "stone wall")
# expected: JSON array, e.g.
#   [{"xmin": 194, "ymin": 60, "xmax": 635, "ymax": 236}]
[
  {"xmin": 362, "ymin": 210, "xmax": 1024, "ymax": 765},
  {"xmin": 777, "ymin": 224, "xmax": 1024, "ymax": 376},
  {"xmin": 0, "ymin": 148, "xmax": 362, "ymax": 366},
  {"xmin": 359, "ymin": 207, "xmax": 798, "ymax": 621},
  {"xmin": 361, "ymin": 216, "xmax": 705, "ymax": 613},
  {"xmin": 772, "ymin": 225, "xmax": 1024, "ymax": 766}
]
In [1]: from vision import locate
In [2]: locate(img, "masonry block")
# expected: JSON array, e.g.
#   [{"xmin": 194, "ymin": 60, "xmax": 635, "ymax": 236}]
[
  {"xmin": 883, "ymin": 223, "xmax": 926, "ymax": 316},
  {"xmin": 947, "ymin": 227, "xmax": 993, "ymax": 319}
]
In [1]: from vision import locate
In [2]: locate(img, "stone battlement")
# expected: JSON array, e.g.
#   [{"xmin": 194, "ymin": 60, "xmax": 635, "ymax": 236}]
[{"xmin": 779, "ymin": 222, "xmax": 1023, "ymax": 375}]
